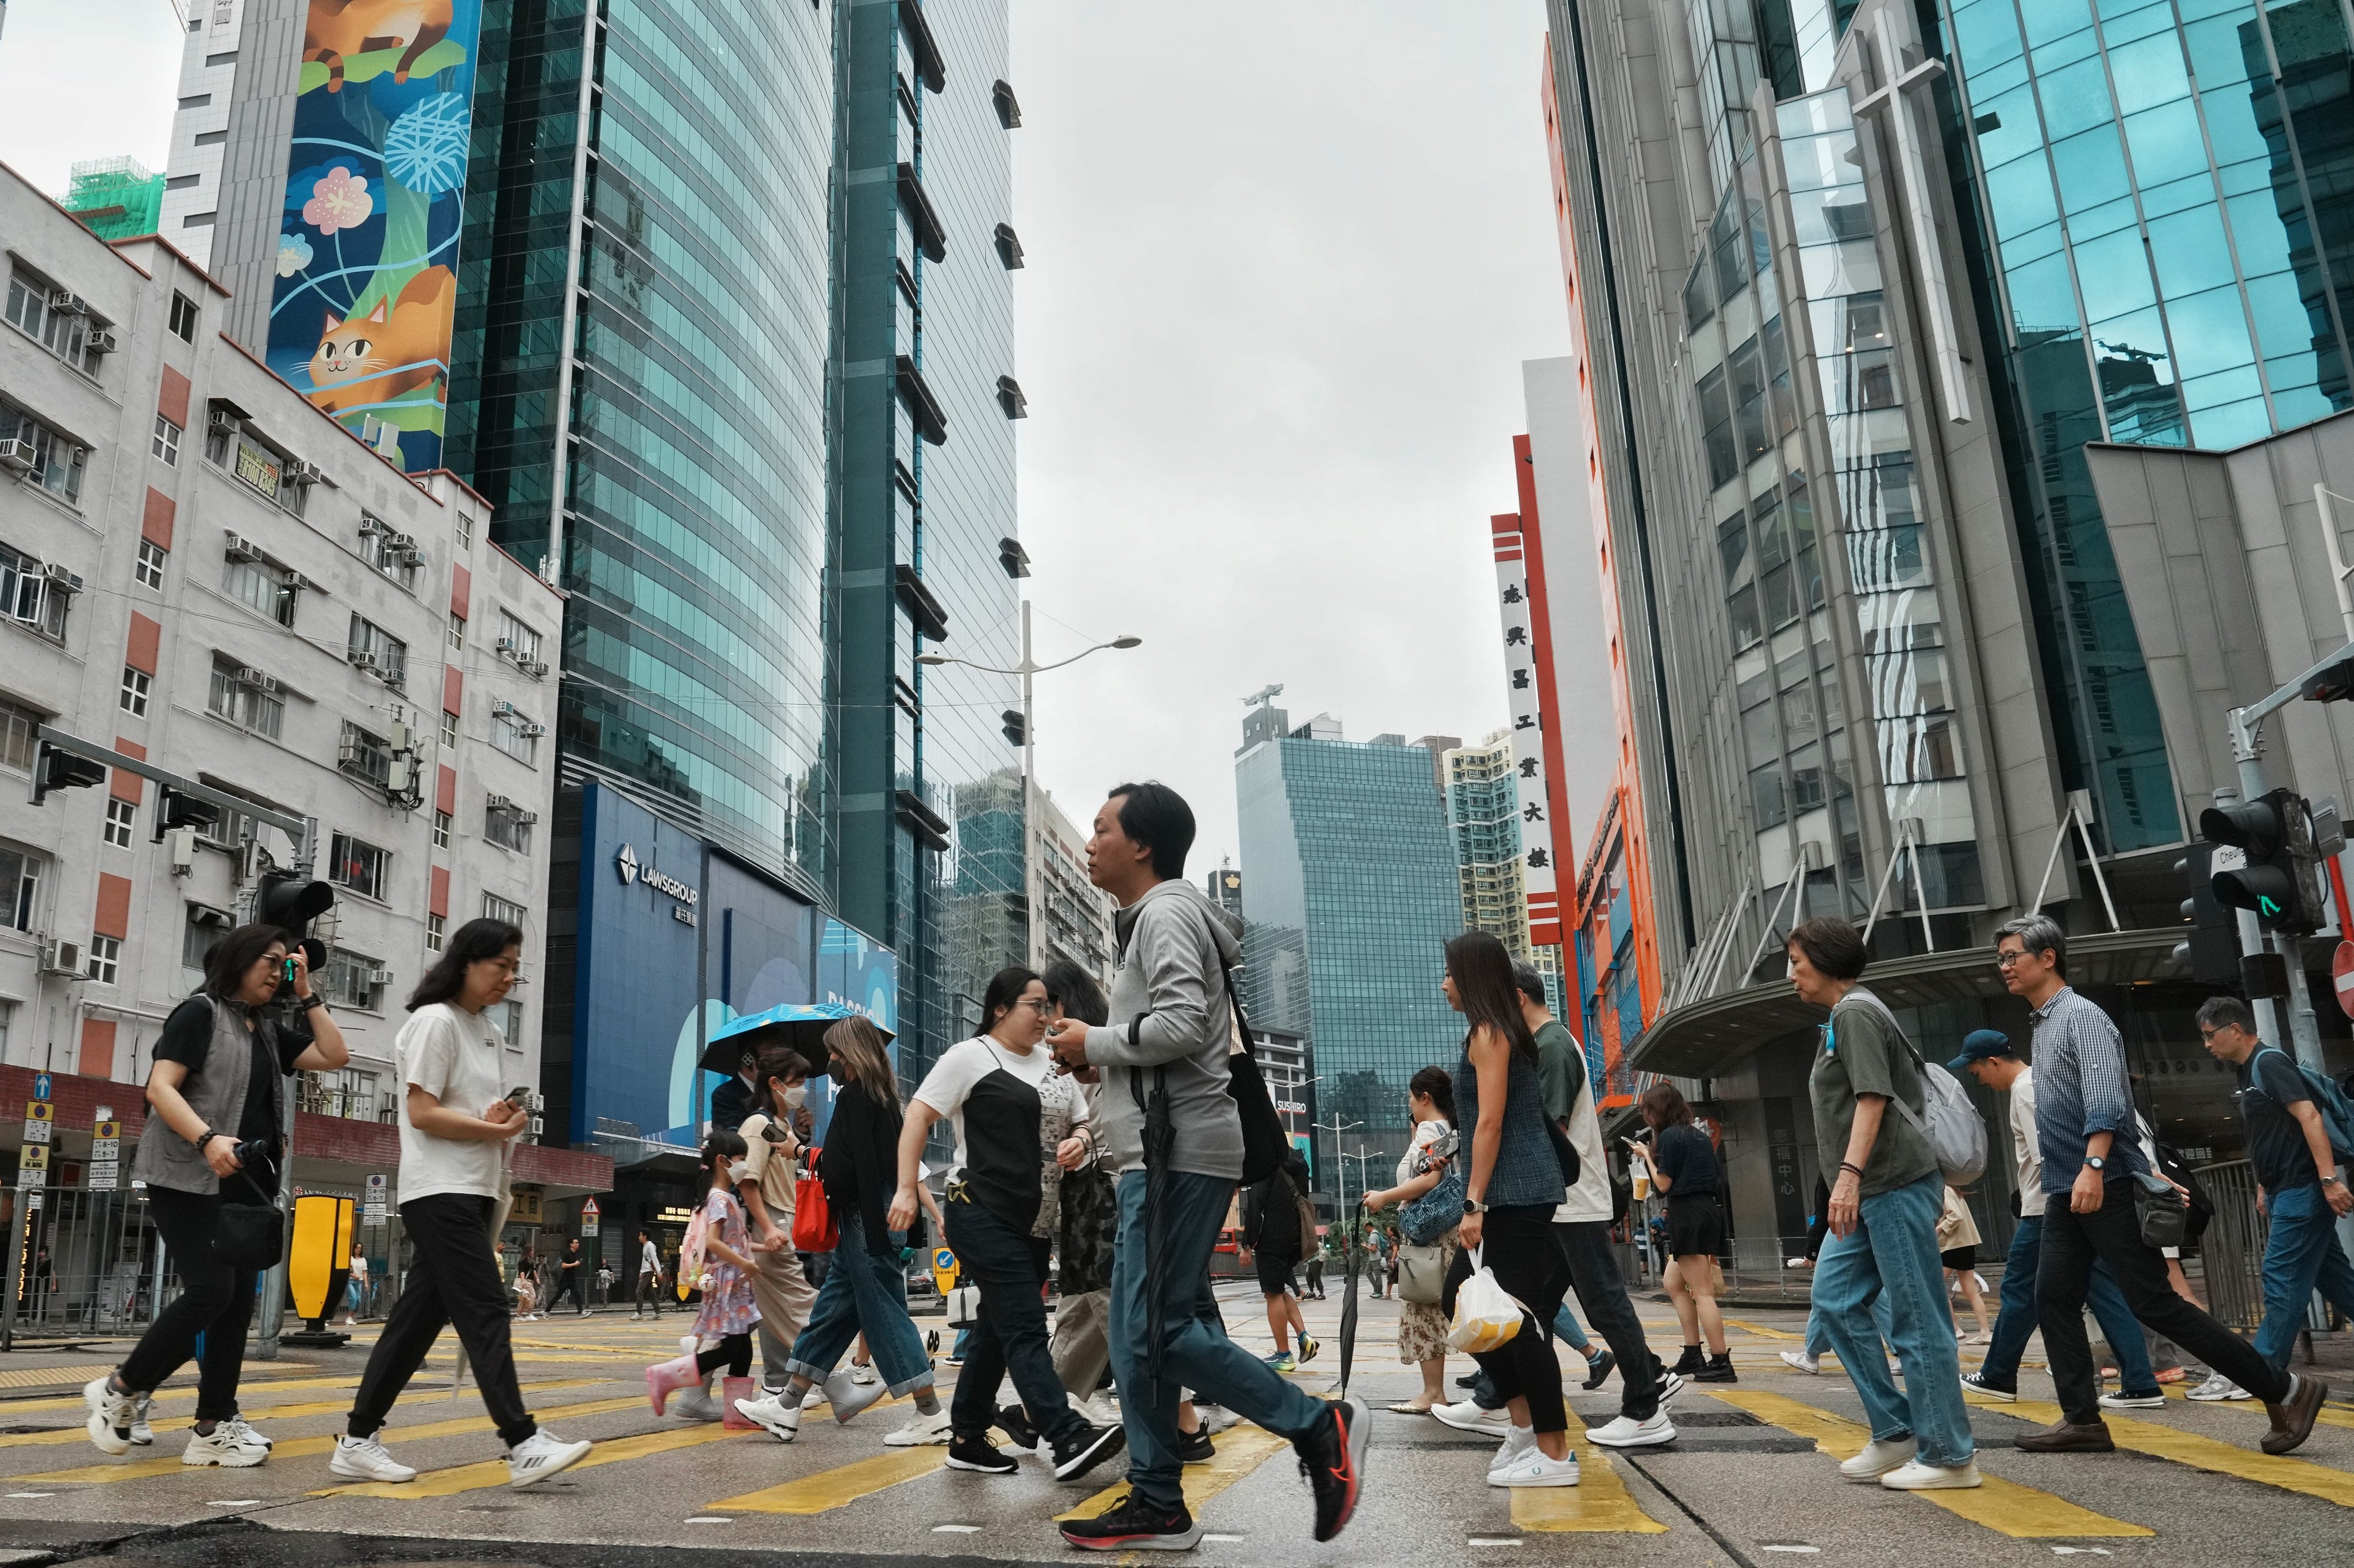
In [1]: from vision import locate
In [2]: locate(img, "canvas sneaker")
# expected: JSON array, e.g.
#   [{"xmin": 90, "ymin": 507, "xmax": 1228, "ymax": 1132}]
[
  {"xmin": 182, "ymin": 1423, "xmax": 271, "ymax": 1468},
  {"xmin": 1060, "ymin": 1496, "xmax": 1202, "ymax": 1552},
  {"xmin": 1584, "ymin": 1411, "xmax": 1676, "ymax": 1448},
  {"xmin": 1489, "ymin": 1447, "xmax": 1580, "ymax": 1488},
  {"xmin": 330, "ymin": 1433, "xmax": 418, "ymax": 1484},
  {"xmin": 1487, "ymin": 1424, "xmax": 1537, "ymax": 1473},
  {"xmin": 1779, "ymin": 1350, "xmax": 1822, "ymax": 1376},
  {"xmin": 1880, "ymin": 1458, "xmax": 1983, "ymax": 1490},
  {"xmin": 733, "ymin": 1389, "xmax": 803, "ymax": 1442},
  {"xmin": 506, "ymin": 1428, "xmax": 594, "ymax": 1489},
  {"xmin": 2099, "ymin": 1388, "xmax": 2167, "ymax": 1409},
  {"xmin": 84, "ymin": 1377, "xmax": 136, "ymax": 1456},
  {"xmin": 1960, "ymin": 1371, "xmax": 2015, "ymax": 1401}
]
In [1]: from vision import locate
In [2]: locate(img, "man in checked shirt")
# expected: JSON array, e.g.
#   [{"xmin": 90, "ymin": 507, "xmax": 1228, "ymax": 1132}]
[{"xmin": 1995, "ymin": 915, "xmax": 2326, "ymax": 1455}]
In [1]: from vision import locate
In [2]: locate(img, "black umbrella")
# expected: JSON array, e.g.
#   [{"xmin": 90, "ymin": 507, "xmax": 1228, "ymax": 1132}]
[
  {"xmin": 699, "ymin": 1002, "xmax": 892, "ymax": 1079},
  {"xmin": 1335, "ymin": 1205, "xmax": 1364, "ymax": 1396}
]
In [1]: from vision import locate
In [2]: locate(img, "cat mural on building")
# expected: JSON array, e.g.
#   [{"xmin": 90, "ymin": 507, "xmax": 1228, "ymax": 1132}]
[{"xmin": 267, "ymin": 1, "xmax": 483, "ymax": 474}]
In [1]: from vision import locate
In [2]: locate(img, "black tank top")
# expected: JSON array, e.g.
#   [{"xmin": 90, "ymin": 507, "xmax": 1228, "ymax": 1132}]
[{"xmin": 960, "ymin": 1039, "xmax": 1045, "ymax": 1235}]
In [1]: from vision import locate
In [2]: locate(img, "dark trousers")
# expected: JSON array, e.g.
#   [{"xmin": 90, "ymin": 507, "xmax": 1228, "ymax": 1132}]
[
  {"xmin": 636, "ymin": 1268, "xmax": 666, "ymax": 1315},
  {"xmin": 1443, "ymin": 1206, "xmax": 1573, "ymax": 1434},
  {"xmin": 945, "ymin": 1194, "xmax": 1084, "ymax": 1444},
  {"xmin": 695, "ymin": 1332, "xmax": 752, "ymax": 1378},
  {"xmin": 118, "ymin": 1186, "xmax": 259, "ymax": 1421},
  {"xmin": 348, "ymin": 1194, "xmax": 537, "ymax": 1446},
  {"xmin": 2038, "ymin": 1178, "xmax": 2290, "ymax": 1424},
  {"xmin": 548, "ymin": 1270, "xmax": 583, "ymax": 1312},
  {"xmin": 1558, "ymin": 1219, "xmax": 1664, "ymax": 1421}
]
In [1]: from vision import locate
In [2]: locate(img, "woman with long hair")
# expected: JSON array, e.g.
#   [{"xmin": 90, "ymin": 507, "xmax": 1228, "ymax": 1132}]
[
  {"xmin": 91, "ymin": 924, "xmax": 349, "ymax": 1463},
  {"xmin": 329, "ymin": 919, "xmax": 594, "ymax": 1488},
  {"xmin": 888, "ymin": 967, "xmax": 1122, "ymax": 1478},
  {"xmin": 1431, "ymin": 931, "xmax": 1578, "ymax": 1487},
  {"xmin": 1630, "ymin": 1081, "xmax": 1732, "ymax": 1381},
  {"xmin": 733, "ymin": 1017, "xmax": 945, "ymax": 1446},
  {"xmin": 734, "ymin": 1043, "xmax": 820, "ymax": 1400},
  {"xmin": 1362, "ymin": 1065, "xmax": 1459, "ymax": 1413},
  {"xmin": 647, "ymin": 1130, "xmax": 763, "ymax": 1417}
]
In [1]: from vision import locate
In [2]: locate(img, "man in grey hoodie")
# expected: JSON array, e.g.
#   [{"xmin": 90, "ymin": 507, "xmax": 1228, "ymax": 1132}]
[{"xmin": 1047, "ymin": 782, "xmax": 1368, "ymax": 1552}]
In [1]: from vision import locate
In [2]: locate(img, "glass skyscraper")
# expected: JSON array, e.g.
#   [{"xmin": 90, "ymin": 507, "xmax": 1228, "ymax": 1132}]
[
  {"xmin": 828, "ymin": 0, "xmax": 1025, "ymax": 1076},
  {"xmin": 1236, "ymin": 708, "xmax": 1466, "ymax": 1170},
  {"xmin": 448, "ymin": 0, "xmax": 836, "ymax": 894}
]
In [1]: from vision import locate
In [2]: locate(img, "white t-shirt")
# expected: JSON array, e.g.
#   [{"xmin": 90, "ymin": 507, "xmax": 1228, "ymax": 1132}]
[
  {"xmin": 2010, "ymin": 1066, "xmax": 2045, "ymax": 1218},
  {"xmin": 394, "ymin": 1001, "xmax": 510, "ymax": 1203},
  {"xmin": 1397, "ymin": 1118, "xmax": 1449, "ymax": 1185},
  {"xmin": 913, "ymin": 1034, "xmax": 1061, "ymax": 1181}
]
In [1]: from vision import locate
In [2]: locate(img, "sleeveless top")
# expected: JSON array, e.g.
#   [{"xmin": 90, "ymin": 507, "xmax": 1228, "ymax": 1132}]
[{"xmin": 1454, "ymin": 1036, "xmax": 1568, "ymax": 1210}]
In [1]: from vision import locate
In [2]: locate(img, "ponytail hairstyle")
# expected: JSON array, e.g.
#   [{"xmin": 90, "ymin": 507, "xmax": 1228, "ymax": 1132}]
[
  {"xmin": 1409, "ymin": 1065, "xmax": 1457, "ymax": 1126},
  {"xmin": 824, "ymin": 1017, "xmax": 900, "ymax": 1109}
]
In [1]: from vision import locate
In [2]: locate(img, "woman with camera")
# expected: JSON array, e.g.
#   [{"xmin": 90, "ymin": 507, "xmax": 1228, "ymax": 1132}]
[{"xmin": 89, "ymin": 924, "xmax": 349, "ymax": 1464}]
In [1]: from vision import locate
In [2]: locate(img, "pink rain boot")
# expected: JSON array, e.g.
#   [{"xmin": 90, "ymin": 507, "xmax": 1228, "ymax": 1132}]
[{"xmin": 645, "ymin": 1354, "xmax": 701, "ymax": 1416}]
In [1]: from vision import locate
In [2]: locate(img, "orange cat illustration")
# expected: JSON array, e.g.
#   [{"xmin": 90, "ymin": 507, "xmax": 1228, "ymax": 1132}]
[
  {"xmin": 305, "ymin": 266, "xmax": 455, "ymax": 416},
  {"xmin": 305, "ymin": 0, "xmax": 454, "ymax": 93}
]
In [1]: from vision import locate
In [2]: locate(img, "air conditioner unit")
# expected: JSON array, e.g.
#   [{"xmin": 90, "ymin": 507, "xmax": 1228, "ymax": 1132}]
[
  {"xmin": 284, "ymin": 460, "xmax": 323, "ymax": 486},
  {"xmin": 41, "ymin": 938, "xmax": 84, "ymax": 975},
  {"xmin": 495, "ymin": 637, "xmax": 519, "ymax": 654},
  {"xmin": 395, "ymin": 546, "xmax": 424, "ymax": 568},
  {"xmin": 515, "ymin": 810, "xmax": 540, "ymax": 826},
  {"xmin": 348, "ymin": 649, "xmax": 379, "ymax": 671},
  {"xmin": 230, "ymin": 664, "xmax": 263, "ymax": 685},
  {"xmin": 357, "ymin": 515, "xmax": 384, "ymax": 537},
  {"xmin": 86, "ymin": 329, "xmax": 119, "ymax": 355},
  {"xmin": 487, "ymin": 793, "xmax": 516, "ymax": 813},
  {"xmin": 520, "ymin": 659, "xmax": 549, "ymax": 678},
  {"xmin": 491, "ymin": 699, "xmax": 517, "ymax": 717},
  {"xmin": 40, "ymin": 562, "xmax": 82, "ymax": 591},
  {"xmin": 0, "ymin": 437, "xmax": 35, "ymax": 472},
  {"xmin": 257, "ymin": 675, "xmax": 282, "ymax": 695},
  {"xmin": 48, "ymin": 290, "xmax": 86, "ymax": 316},
  {"xmin": 208, "ymin": 410, "xmax": 238, "ymax": 435},
  {"xmin": 368, "ymin": 968, "xmax": 395, "ymax": 986},
  {"xmin": 516, "ymin": 723, "xmax": 547, "ymax": 738},
  {"xmin": 337, "ymin": 737, "xmax": 364, "ymax": 766},
  {"xmin": 224, "ymin": 533, "xmax": 259, "ymax": 562}
]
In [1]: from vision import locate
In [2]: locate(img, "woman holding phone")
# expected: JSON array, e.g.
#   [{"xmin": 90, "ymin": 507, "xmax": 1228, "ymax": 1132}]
[
  {"xmin": 328, "ymin": 919, "xmax": 595, "ymax": 1489},
  {"xmin": 89, "ymin": 924, "xmax": 349, "ymax": 1463}
]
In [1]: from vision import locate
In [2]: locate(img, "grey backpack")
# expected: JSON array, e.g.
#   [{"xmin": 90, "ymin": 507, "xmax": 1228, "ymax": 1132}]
[{"xmin": 1847, "ymin": 991, "xmax": 1988, "ymax": 1186}]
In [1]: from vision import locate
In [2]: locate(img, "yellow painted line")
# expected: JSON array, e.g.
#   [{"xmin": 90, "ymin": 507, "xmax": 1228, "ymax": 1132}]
[
  {"xmin": 321, "ymin": 1417, "xmax": 748, "ymax": 1498},
  {"xmin": 22, "ymin": 1392, "xmax": 640, "ymax": 1485},
  {"xmin": 1511, "ymin": 1449, "xmax": 1669, "ymax": 1532},
  {"xmin": 0, "ymin": 1380, "xmax": 601, "ymax": 1451},
  {"xmin": 706, "ymin": 1449, "xmax": 947, "ymax": 1515},
  {"xmin": 1715, "ymin": 1390, "xmax": 2150, "ymax": 1539},
  {"xmin": 1724, "ymin": 1318, "xmax": 1803, "ymax": 1342},
  {"xmin": 2160, "ymin": 1383, "xmax": 2354, "ymax": 1432},
  {"xmin": 1058, "ymin": 1423, "xmax": 1292, "ymax": 1522},
  {"xmin": 0, "ymin": 1373, "xmax": 363, "ymax": 1417},
  {"xmin": 1966, "ymin": 1393, "xmax": 2354, "ymax": 1509}
]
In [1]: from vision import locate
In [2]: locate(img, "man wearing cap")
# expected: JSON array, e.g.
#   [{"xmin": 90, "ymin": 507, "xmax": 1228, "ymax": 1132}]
[{"xmin": 1948, "ymin": 1028, "xmax": 2162, "ymax": 1407}]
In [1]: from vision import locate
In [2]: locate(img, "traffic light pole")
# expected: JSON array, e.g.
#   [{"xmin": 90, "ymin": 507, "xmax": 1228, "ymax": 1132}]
[{"xmin": 29, "ymin": 729, "xmax": 318, "ymax": 1357}]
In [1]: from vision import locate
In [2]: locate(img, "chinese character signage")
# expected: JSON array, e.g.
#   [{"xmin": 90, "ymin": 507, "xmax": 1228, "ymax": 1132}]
[
  {"xmin": 266, "ymin": 2, "xmax": 486, "ymax": 473},
  {"xmin": 1491, "ymin": 518, "xmax": 1560, "ymax": 943}
]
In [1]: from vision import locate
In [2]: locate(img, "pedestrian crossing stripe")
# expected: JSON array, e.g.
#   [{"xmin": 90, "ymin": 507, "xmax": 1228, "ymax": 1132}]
[
  {"xmin": 2160, "ymin": 1384, "xmax": 2354, "ymax": 1432},
  {"xmin": 705, "ymin": 1449, "xmax": 946, "ymax": 1514},
  {"xmin": 1058, "ymin": 1423, "xmax": 1292, "ymax": 1522},
  {"xmin": 1961, "ymin": 1392, "xmax": 2354, "ymax": 1510},
  {"xmin": 320, "ymin": 1417, "xmax": 752, "ymax": 1498},
  {"xmin": 22, "ymin": 1393, "xmax": 644, "ymax": 1485},
  {"xmin": 1711, "ymin": 1390, "xmax": 2152, "ymax": 1539},
  {"xmin": 1510, "ymin": 1450, "xmax": 1670, "ymax": 1532},
  {"xmin": 0, "ymin": 1373, "xmax": 361, "ymax": 1417},
  {"xmin": 0, "ymin": 1381, "xmax": 601, "ymax": 1452}
]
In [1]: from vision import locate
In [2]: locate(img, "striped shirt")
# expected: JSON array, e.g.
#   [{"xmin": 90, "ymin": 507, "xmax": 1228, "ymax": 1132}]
[{"xmin": 2028, "ymin": 985, "xmax": 2147, "ymax": 1195}]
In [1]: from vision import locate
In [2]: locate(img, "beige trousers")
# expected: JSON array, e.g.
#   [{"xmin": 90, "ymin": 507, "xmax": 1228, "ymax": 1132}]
[{"xmin": 748, "ymin": 1193, "xmax": 818, "ymax": 1389}]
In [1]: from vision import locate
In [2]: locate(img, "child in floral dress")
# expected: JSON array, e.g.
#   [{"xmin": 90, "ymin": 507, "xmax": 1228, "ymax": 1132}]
[{"xmin": 646, "ymin": 1129, "xmax": 766, "ymax": 1419}]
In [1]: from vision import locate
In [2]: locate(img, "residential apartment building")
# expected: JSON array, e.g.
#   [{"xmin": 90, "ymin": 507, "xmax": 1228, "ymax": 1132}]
[
  {"xmin": 1234, "ymin": 703, "xmax": 1464, "ymax": 1173},
  {"xmin": 1, "ymin": 164, "xmax": 593, "ymax": 1315},
  {"xmin": 1539, "ymin": 0, "xmax": 2354, "ymax": 1249},
  {"xmin": 1036, "ymin": 786, "xmax": 1114, "ymax": 987},
  {"xmin": 1443, "ymin": 730, "xmax": 1562, "ymax": 985}
]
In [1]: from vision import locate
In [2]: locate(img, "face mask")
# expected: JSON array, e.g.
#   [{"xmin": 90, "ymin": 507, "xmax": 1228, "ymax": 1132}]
[
  {"xmin": 727, "ymin": 1161, "xmax": 751, "ymax": 1183},
  {"xmin": 781, "ymin": 1084, "xmax": 807, "ymax": 1109}
]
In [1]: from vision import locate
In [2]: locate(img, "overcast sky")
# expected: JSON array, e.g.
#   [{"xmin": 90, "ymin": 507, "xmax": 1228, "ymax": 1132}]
[{"xmin": 0, "ymin": 0, "xmax": 1570, "ymax": 876}]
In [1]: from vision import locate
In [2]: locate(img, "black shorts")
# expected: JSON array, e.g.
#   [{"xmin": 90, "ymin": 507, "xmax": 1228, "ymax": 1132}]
[
  {"xmin": 1254, "ymin": 1249, "xmax": 1300, "ymax": 1296},
  {"xmin": 1940, "ymin": 1245, "xmax": 1978, "ymax": 1272},
  {"xmin": 1665, "ymin": 1194, "xmax": 1724, "ymax": 1259}
]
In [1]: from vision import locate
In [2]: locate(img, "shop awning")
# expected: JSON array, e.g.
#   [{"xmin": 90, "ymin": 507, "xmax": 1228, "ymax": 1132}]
[{"xmin": 1626, "ymin": 927, "xmax": 2184, "ymax": 1080}]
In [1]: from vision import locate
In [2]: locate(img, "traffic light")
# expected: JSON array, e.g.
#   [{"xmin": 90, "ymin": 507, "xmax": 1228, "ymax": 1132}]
[
  {"xmin": 1001, "ymin": 708, "xmax": 1026, "ymax": 746},
  {"xmin": 2172, "ymin": 843, "xmax": 2239, "ymax": 985},
  {"xmin": 257, "ymin": 870, "xmax": 335, "ymax": 969},
  {"xmin": 32, "ymin": 743, "xmax": 107, "ymax": 804},
  {"xmin": 2200, "ymin": 788, "xmax": 2327, "ymax": 933},
  {"xmin": 151, "ymin": 785, "xmax": 222, "ymax": 843}
]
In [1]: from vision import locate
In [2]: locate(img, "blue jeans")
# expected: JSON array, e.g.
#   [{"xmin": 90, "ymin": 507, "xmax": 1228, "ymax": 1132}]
[
  {"xmin": 783, "ymin": 1220, "xmax": 933, "ymax": 1396},
  {"xmin": 1549, "ymin": 1300, "xmax": 1591, "ymax": 1354},
  {"xmin": 2254, "ymin": 1182, "xmax": 2354, "ymax": 1370},
  {"xmin": 1803, "ymin": 1285, "xmax": 1893, "ymax": 1358},
  {"xmin": 1979, "ymin": 1212, "xmax": 2154, "ymax": 1391},
  {"xmin": 1812, "ymin": 1170, "xmax": 1974, "ymax": 1467},
  {"xmin": 1111, "ymin": 1170, "xmax": 1328, "ymax": 1512}
]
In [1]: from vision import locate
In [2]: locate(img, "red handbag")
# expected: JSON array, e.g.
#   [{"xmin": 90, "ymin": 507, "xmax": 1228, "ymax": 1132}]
[{"xmin": 790, "ymin": 1147, "xmax": 838, "ymax": 1252}]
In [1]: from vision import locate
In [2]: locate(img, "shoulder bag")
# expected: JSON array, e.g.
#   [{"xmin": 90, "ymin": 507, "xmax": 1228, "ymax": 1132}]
[{"xmin": 213, "ymin": 1160, "xmax": 286, "ymax": 1268}]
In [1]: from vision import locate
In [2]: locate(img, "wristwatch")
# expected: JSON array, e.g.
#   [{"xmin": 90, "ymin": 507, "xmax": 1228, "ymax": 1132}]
[
  {"xmin": 2085, "ymin": 1155, "xmax": 2107, "ymax": 1172},
  {"xmin": 1462, "ymin": 1197, "xmax": 1489, "ymax": 1216}
]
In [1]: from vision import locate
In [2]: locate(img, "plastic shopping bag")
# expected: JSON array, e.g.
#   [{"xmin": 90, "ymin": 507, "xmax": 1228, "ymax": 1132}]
[{"xmin": 1447, "ymin": 1247, "xmax": 1525, "ymax": 1354}]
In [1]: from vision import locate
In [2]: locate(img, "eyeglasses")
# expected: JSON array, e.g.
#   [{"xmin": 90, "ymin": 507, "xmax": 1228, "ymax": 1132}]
[
  {"xmin": 1015, "ymin": 998, "xmax": 1052, "ymax": 1014},
  {"xmin": 1994, "ymin": 950, "xmax": 2030, "ymax": 969}
]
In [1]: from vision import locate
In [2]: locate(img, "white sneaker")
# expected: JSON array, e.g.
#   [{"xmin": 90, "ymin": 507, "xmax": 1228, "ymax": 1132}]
[
  {"xmin": 507, "ymin": 1428, "xmax": 594, "ymax": 1489},
  {"xmin": 1071, "ymin": 1392, "xmax": 1121, "ymax": 1427},
  {"xmin": 221, "ymin": 1414, "xmax": 272, "ymax": 1450},
  {"xmin": 733, "ymin": 1390, "xmax": 803, "ymax": 1442},
  {"xmin": 84, "ymin": 1377, "xmax": 136, "ymax": 1456},
  {"xmin": 129, "ymin": 1393, "xmax": 154, "ymax": 1447},
  {"xmin": 182, "ymin": 1423, "xmax": 271, "ymax": 1467},
  {"xmin": 1432, "ymin": 1399, "xmax": 1510, "ymax": 1434},
  {"xmin": 1656, "ymin": 1370, "xmax": 1686, "ymax": 1407},
  {"xmin": 2099, "ymin": 1388, "xmax": 2166, "ymax": 1409},
  {"xmin": 1779, "ymin": 1350, "xmax": 1821, "ymax": 1375},
  {"xmin": 1194, "ymin": 1401, "xmax": 1235, "ymax": 1434},
  {"xmin": 883, "ymin": 1406, "xmax": 953, "ymax": 1446},
  {"xmin": 822, "ymin": 1369, "xmax": 888, "ymax": 1423},
  {"xmin": 852, "ymin": 1363, "xmax": 878, "ymax": 1385},
  {"xmin": 2187, "ymin": 1373, "xmax": 2250, "ymax": 1401},
  {"xmin": 1487, "ymin": 1424, "xmax": 1537, "ymax": 1472},
  {"xmin": 1585, "ymin": 1411, "xmax": 1677, "ymax": 1448},
  {"xmin": 330, "ymin": 1433, "xmax": 418, "ymax": 1483},
  {"xmin": 1489, "ymin": 1447, "xmax": 1581, "ymax": 1488},
  {"xmin": 1837, "ymin": 1436, "xmax": 1916, "ymax": 1480},
  {"xmin": 1880, "ymin": 1457, "xmax": 1983, "ymax": 1490}
]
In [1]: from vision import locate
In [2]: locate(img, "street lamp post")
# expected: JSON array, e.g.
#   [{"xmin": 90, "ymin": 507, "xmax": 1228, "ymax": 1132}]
[
  {"xmin": 918, "ymin": 612, "xmax": 1140, "ymax": 969},
  {"xmin": 1311, "ymin": 1112, "xmax": 1362, "ymax": 1211}
]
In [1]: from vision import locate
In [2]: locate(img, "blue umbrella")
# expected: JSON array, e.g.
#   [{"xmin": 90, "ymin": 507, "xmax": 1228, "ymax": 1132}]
[{"xmin": 699, "ymin": 1002, "xmax": 893, "ymax": 1078}]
